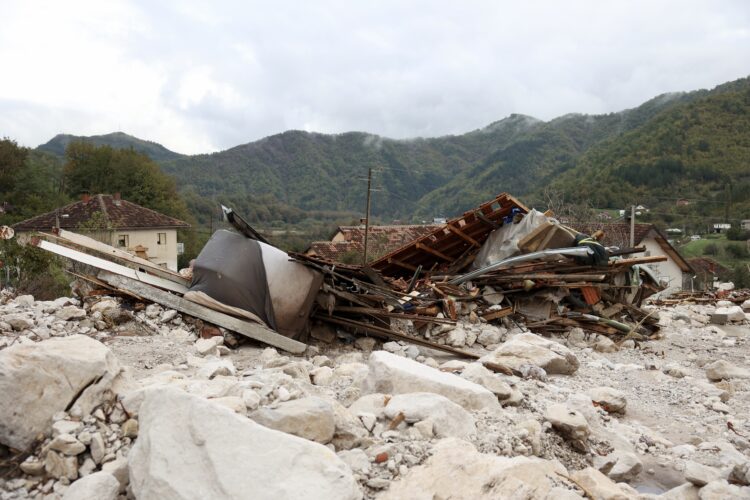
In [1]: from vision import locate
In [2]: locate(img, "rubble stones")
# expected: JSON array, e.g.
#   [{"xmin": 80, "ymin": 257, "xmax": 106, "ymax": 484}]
[
  {"xmin": 587, "ymin": 387, "xmax": 627, "ymax": 414},
  {"xmin": 683, "ymin": 460, "xmax": 721, "ymax": 486},
  {"xmin": 570, "ymin": 467, "xmax": 633, "ymax": 500},
  {"xmin": 480, "ymin": 332, "xmax": 579, "ymax": 375},
  {"xmin": 544, "ymin": 404, "xmax": 590, "ymax": 446},
  {"xmin": 363, "ymin": 351, "xmax": 499, "ymax": 411},
  {"xmin": 55, "ymin": 305, "xmax": 87, "ymax": 321},
  {"xmin": 713, "ymin": 306, "xmax": 746, "ymax": 323},
  {"xmin": 381, "ymin": 438, "xmax": 578, "ymax": 500},
  {"xmin": 48, "ymin": 433, "xmax": 86, "ymax": 455},
  {"xmin": 459, "ymin": 362, "xmax": 513, "ymax": 399},
  {"xmin": 250, "ymin": 396, "xmax": 336, "ymax": 443},
  {"xmin": 61, "ymin": 471, "xmax": 119, "ymax": 500},
  {"xmin": 704, "ymin": 359, "xmax": 750, "ymax": 381},
  {"xmin": 0, "ymin": 335, "xmax": 122, "ymax": 449},
  {"xmin": 129, "ymin": 386, "xmax": 361, "ymax": 500},
  {"xmin": 698, "ymin": 479, "xmax": 750, "ymax": 499},
  {"xmin": 383, "ymin": 393, "xmax": 476, "ymax": 438}
]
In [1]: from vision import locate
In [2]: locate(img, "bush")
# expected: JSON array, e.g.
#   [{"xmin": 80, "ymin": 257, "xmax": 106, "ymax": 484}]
[
  {"xmin": 0, "ymin": 240, "xmax": 70, "ymax": 299},
  {"xmin": 726, "ymin": 226, "xmax": 750, "ymax": 241},
  {"xmin": 725, "ymin": 243, "xmax": 750, "ymax": 259},
  {"xmin": 732, "ymin": 265, "xmax": 750, "ymax": 289},
  {"xmin": 703, "ymin": 243, "xmax": 719, "ymax": 256}
]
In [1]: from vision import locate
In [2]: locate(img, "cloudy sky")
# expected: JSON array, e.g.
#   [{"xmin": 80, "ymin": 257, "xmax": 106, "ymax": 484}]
[{"xmin": 1, "ymin": 0, "xmax": 748, "ymax": 154}]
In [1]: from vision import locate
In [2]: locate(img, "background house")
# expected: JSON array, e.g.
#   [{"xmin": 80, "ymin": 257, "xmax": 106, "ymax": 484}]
[
  {"xmin": 306, "ymin": 224, "xmax": 441, "ymax": 263},
  {"xmin": 572, "ymin": 222, "xmax": 693, "ymax": 293},
  {"xmin": 12, "ymin": 194, "xmax": 189, "ymax": 271}
]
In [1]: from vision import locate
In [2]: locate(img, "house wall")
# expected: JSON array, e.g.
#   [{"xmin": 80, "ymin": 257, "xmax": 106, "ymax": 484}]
[
  {"xmin": 109, "ymin": 229, "xmax": 180, "ymax": 271},
  {"xmin": 642, "ymin": 237, "xmax": 685, "ymax": 293}
]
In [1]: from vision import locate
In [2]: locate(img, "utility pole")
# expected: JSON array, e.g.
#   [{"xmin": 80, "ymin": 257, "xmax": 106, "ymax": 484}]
[
  {"xmin": 630, "ymin": 205, "xmax": 635, "ymax": 247},
  {"xmin": 362, "ymin": 167, "xmax": 373, "ymax": 266}
]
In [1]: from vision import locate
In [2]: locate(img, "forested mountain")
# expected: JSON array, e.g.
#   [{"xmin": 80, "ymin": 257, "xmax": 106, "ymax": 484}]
[
  {"xmin": 38, "ymin": 132, "xmax": 184, "ymax": 162},
  {"xmin": 29, "ymin": 76, "xmax": 750, "ymax": 229}
]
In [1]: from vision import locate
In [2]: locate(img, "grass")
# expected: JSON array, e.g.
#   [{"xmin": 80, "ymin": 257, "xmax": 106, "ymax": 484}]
[{"xmin": 678, "ymin": 233, "xmax": 750, "ymax": 268}]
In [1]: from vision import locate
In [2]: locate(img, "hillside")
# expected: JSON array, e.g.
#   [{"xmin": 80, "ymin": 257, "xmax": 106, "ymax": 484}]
[
  {"xmin": 32, "ymin": 76, "xmax": 750, "ymax": 231},
  {"xmin": 550, "ymin": 77, "xmax": 750, "ymax": 220},
  {"xmin": 37, "ymin": 132, "xmax": 184, "ymax": 162}
]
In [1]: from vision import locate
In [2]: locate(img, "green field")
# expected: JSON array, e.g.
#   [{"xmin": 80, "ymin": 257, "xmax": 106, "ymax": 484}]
[{"xmin": 678, "ymin": 233, "xmax": 750, "ymax": 268}]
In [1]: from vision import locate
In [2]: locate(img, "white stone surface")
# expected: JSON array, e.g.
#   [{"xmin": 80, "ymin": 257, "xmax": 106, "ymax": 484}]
[
  {"xmin": 479, "ymin": 333, "xmax": 579, "ymax": 375},
  {"xmin": 383, "ymin": 393, "xmax": 476, "ymax": 438},
  {"xmin": 362, "ymin": 351, "xmax": 499, "ymax": 411},
  {"xmin": 129, "ymin": 386, "xmax": 361, "ymax": 500}
]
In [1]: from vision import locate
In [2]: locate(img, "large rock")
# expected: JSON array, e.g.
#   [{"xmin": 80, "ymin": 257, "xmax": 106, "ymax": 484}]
[
  {"xmin": 479, "ymin": 333, "xmax": 579, "ymax": 375},
  {"xmin": 362, "ymin": 351, "xmax": 498, "ymax": 411},
  {"xmin": 62, "ymin": 471, "xmax": 119, "ymax": 500},
  {"xmin": 570, "ymin": 467, "xmax": 634, "ymax": 500},
  {"xmin": 544, "ymin": 404, "xmax": 590, "ymax": 448},
  {"xmin": 250, "ymin": 396, "xmax": 336, "ymax": 444},
  {"xmin": 380, "ymin": 438, "xmax": 577, "ymax": 500},
  {"xmin": 705, "ymin": 360, "xmax": 750, "ymax": 381},
  {"xmin": 713, "ymin": 306, "xmax": 746, "ymax": 323},
  {"xmin": 587, "ymin": 387, "xmax": 627, "ymax": 414},
  {"xmin": 460, "ymin": 363, "xmax": 512, "ymax": 400},
  {"xmin": 684, "ymin": 460, "xmax": 720, "ymax": 487},
  {"xmin": 129, "ymin": 387, "xmax": 361, "ymax": 500},
  {"xmin": 0, "ymin": 335, "xmax": 122, "ymax": 449},
  {"xmin": 383, "ymin": 393, "xmax": 476, "ymax": 438},
  {"xmin": 698, "ymin": 479, "xmax": 750, "ymax": 499}
]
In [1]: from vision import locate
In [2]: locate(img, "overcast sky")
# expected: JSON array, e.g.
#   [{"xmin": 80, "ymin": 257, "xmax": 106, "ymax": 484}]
[{"xmin": 1, "ymin": 0, "xmax": 748, "ymax": 154}]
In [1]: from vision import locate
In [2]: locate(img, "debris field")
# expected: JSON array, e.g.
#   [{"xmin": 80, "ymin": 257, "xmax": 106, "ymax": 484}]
[{"xmin": 0, "ymin": 192, "xmax": 749, "ymax": 499}]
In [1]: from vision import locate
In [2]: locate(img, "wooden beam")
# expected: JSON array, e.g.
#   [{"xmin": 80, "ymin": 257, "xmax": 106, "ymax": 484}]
[
  {"xmin": 446, "ymin": 224, "xmax": 481, "ymax": 247},
  {"xmin": 611, "ymin": 255, "xmax": 668, "ymax": 267},
  {"xmin": 45, "ymin": 230, "xmax": 188, "ymax": 286},
  {"xmin": 98, "ymin": 271, "xmax": 307, "ymax": 354},
  {"xmin": 482, "ymin": 307, "xmax": 514, "ymax": 321},
  {"xmin": 415, "ymin": 242, "xmax": 453, "ymax": 261},
  {"xmin": 387, "ymin": 257, "xmax": 418, "ymax": 271},
  {"xmin": 35, "ymin": 239, "xmax": 188, "ymax": 294}
]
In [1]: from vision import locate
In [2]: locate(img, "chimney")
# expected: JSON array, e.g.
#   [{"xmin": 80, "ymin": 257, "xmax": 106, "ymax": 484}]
[
  {"xmin": 81, "ymin": 193, "xmax": 90, "ymax": 203},
  {"xmin": 113, "ymin": 192, "xmax": 121, "ymax": 206}
]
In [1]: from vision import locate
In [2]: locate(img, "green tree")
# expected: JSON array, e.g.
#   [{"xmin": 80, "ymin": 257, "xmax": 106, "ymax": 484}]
[{"xmin": 0, "ymin": 138, "xmax": 28, "ymax": 195}]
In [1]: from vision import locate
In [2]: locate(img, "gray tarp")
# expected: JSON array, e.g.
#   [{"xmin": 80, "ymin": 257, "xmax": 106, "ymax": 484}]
[{"xmin": 189, "ymin": 230, "xmax": 278, "ymax": 330}]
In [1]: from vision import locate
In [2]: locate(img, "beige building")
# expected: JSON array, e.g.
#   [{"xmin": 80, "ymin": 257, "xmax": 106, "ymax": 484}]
[{"xmin": 12, "ymin": 194, "xmax": 189, "ymax": 271}]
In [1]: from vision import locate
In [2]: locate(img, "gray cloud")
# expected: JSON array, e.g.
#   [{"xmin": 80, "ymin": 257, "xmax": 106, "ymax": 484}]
[{"xmin": 1, "ymin": 0, "xmax": 749, "ymax": 154}]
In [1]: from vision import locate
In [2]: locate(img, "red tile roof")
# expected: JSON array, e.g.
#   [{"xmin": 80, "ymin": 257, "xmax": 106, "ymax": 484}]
[
  {"xmin": 306, "ymin": 224, "xmax": 443, "ymax": 263},
  {"xmin": 12, "ymin": 194, "xmax": 190, "ymax": 232}
]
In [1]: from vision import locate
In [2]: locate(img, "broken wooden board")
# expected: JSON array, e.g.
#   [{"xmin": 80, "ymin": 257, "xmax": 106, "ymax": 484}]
[
  {"xmin": 45, "ymin": 229, "xmax": 189, "ymax": 286},
  {"xmin": 35, "ymin": 239, "xmax": 188, "ymax": 295},
  {"xmin": 98, "ymin": 271, "xmax": 307, "ymax": 354}
]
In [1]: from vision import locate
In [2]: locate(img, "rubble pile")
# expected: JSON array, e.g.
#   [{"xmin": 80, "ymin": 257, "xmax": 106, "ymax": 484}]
[
  {"xmin": 1, "ymin": 194, "xmax": 749, "ymax": 498},
  {"xmin": 1, "ymin": 291, "xmax": 749, "ymax": 499}
]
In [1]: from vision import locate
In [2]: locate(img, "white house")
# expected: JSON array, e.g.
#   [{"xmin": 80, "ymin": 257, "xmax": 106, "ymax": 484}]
[
  {"xmin": 12, "ymin": 194, "xmax": 189, "ymax": 271},
  {"xmin": 573, "ymin": 222, "xmax": 693, "ymax": 294}
]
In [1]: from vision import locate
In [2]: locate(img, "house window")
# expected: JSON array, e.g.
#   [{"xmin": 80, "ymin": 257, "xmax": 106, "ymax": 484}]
[
  {"xmin": 157, "ymin": 232, "xmax": 167, "ymax": 245},
  {"xmin": 117, "ymin": 235, "xmax": 129, "ymax": 248}
]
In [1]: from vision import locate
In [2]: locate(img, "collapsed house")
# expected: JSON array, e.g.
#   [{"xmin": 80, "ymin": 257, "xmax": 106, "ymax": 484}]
[{"xmin": 4, "ymin": 193, "xmax": 678, "ymax": 359}]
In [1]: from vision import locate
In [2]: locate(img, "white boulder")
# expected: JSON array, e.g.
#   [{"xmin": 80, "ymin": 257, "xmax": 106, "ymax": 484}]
[
  {"xmin": 362, "ymin": 351, "xmax": 498, "ymax": 411},
  {"xmin": 587, "ymin": 387, "xmax": 627, "ymax": 414},
  {"xmin": 705, "ymin": 360, "xmax": 750, "ymax": 381},
  {"xmin": 129, "ymin": 387, "xmax": 361, "ymax": 500},
  {"xmin": 479, "ymin": 333, "xmax": 579, "ymax": 375},
  {"xmin": 250, "ymin": 396, "xmax": 336, "ymax": 443},
  {"xmin": 381, "ymin": 438, "xmax": 577, "ymax": 500},
  {"xmin": 383, "ymin": 393, "xmax": 476, "ymax": 438},
  {"xmin": 62, "ymin": 471, "xmax": 119, "ymax": 500},
  {"xmin": 0, "ymin": 335, "xmax": 122, "ymax": 449}
]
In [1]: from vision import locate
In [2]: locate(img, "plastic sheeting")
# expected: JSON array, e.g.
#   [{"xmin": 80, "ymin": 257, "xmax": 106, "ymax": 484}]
[
  {"xmin": 471, "ymin": 209, "xmax": 549, "ymax": 270},
  {"xmin": 190, "ymin": 230, "xmax": 277, "ymax": 330}
]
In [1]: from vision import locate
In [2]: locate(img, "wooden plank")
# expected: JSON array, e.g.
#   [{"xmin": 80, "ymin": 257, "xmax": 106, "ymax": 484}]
[
  {"xmin": 481, "ymin": 307, "xmax": 514, "ymax": 321},
  {"xmin": 612, "ymin": 255, "xmax": 668, "ymax": 266},
  {"xmin": 446, "ymin": 224, "xmax": 481, "ymax": 247},
  {"xmin": 415, "ymin": 242, "xmax": 453, "ymax": 261},
  {"xmin": 387, "ymin": 257, "xmax": 418, "ymax": 272},
  {"xmin": 35, "ymin": 239, "xmax": 189, "ymax": 294},
  {"xmin": 46, "ymin": 230, "xmax": 189, "ymax": 286},
  {"xmin": 98, "ymin": 271, "xmax": 307, "ymax": 354}
]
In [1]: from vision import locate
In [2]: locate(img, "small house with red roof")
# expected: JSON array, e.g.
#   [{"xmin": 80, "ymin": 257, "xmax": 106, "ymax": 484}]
[{"xmin": 12, "ymin": 194, "xmax": 189, "ymax": 271}]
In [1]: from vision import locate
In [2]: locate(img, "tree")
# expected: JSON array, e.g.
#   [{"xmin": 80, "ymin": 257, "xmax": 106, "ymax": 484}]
[{"xmin": 0, "ymin": 138, "xmax": 28, "ymax": 195}]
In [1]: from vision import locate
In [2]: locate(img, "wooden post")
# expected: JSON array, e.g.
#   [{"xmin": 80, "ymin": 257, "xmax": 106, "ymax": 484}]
[
  {"xmin": 630, "ymin": 205, "xmax": 635, "ymax": 247},
  {"xmin": 363, "ymin": 167, "xmax": 372, "ymax": 266}
]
